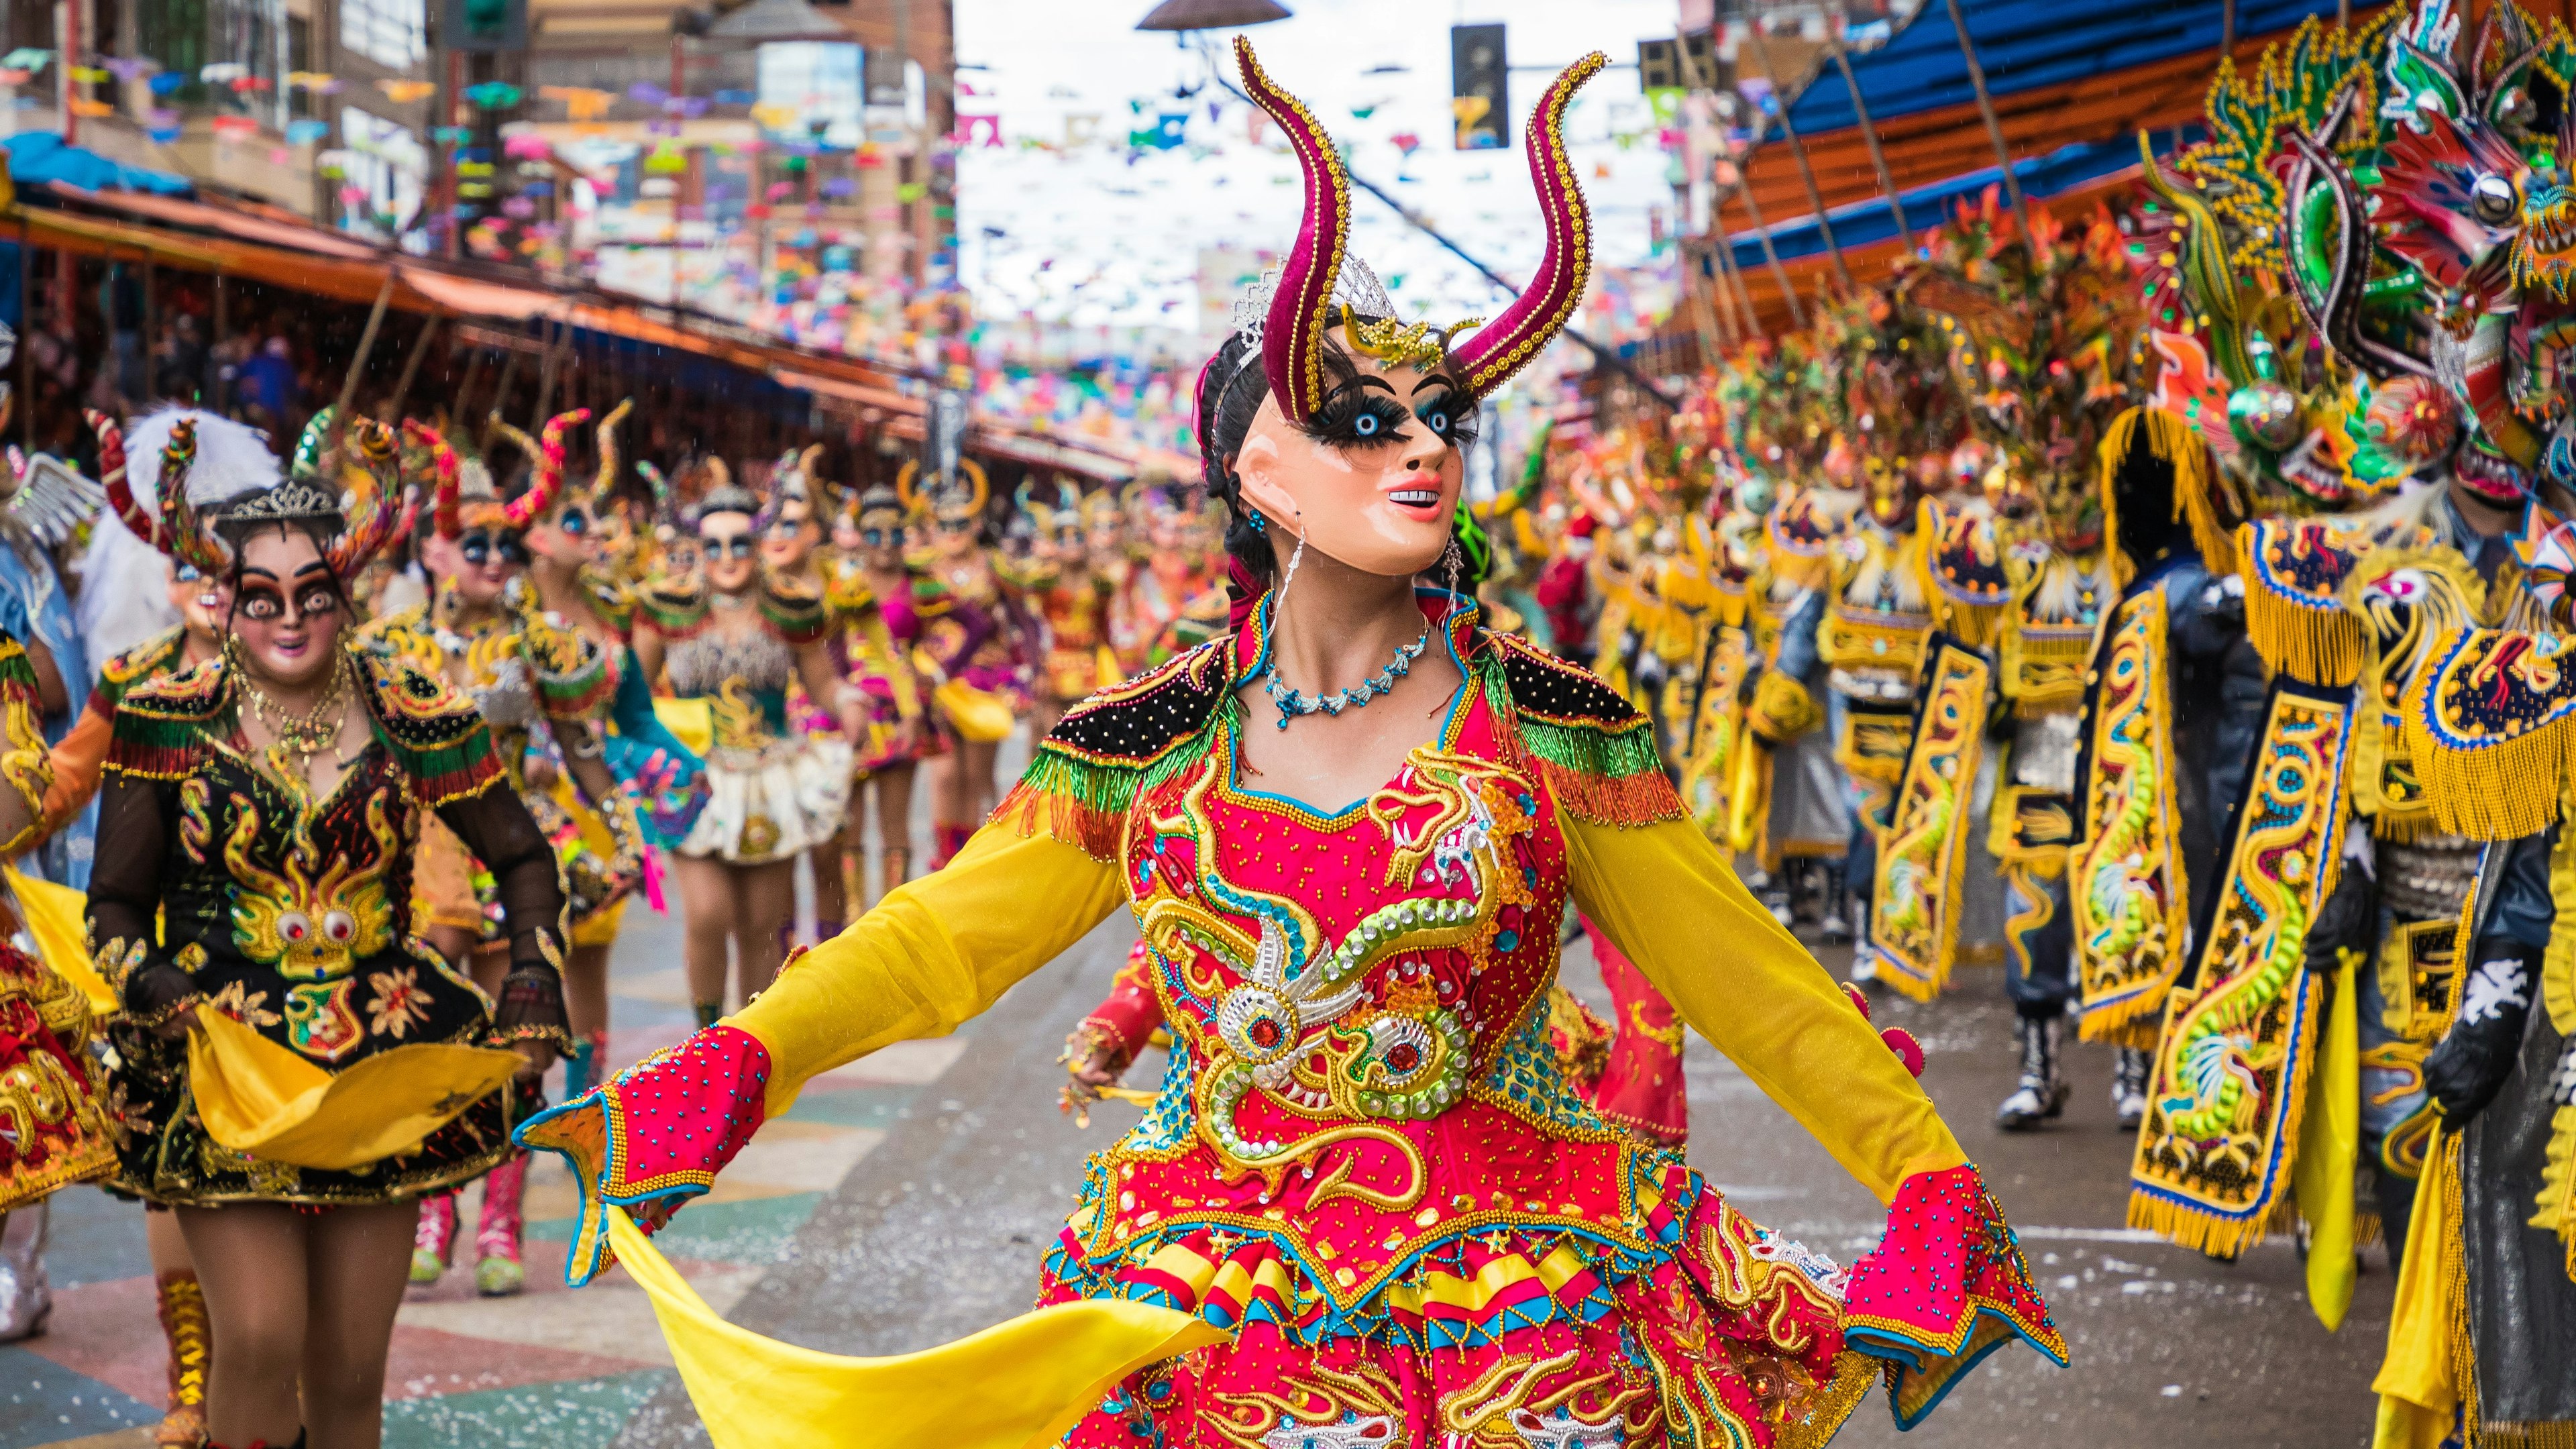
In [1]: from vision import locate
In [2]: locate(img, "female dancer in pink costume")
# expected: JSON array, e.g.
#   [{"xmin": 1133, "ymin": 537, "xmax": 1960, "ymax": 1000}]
[{"xmin": 521, "ymin": 44, "xmax": 2062, "ymax": 1445}]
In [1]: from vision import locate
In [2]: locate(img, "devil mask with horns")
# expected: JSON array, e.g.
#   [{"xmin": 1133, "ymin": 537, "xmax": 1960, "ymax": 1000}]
[
  {"xmin": 114, "ymin": 407, "xmax": 409, "ymax": 594},
  {"xmin": 410, "ymin": 409, "xmax": 592, "ymax": 599},
  {"xmin": 492, "ymin": 400, "xmax": 633, "ymax": 576},
  {"xmin": 1195, "ymin": 39, "xmax": 1605, "ymax": 586}
]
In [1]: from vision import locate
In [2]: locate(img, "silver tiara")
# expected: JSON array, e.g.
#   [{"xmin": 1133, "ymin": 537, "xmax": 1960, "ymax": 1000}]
[
  {"xmin": 217, "ymin": 476, "xmax": 345, "ymax": 531},
  {"xmin": 1230, "ymin": 254, "xmax": 1399, "ymax": 352}
]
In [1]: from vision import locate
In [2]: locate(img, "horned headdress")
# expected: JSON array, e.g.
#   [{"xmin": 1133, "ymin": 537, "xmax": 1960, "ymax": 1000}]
[
  {"xmin": 115, "ymin": 406, "xmax": 407, "ymax": 580},
  {"xmin": 1224, "ymin": 37, "xmax": 1605, "ymax": 425}
]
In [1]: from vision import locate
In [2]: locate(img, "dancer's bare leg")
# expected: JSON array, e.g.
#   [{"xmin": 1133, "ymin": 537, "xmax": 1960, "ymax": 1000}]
[
  {"xmin": 676, "ymin": 856, "xmax": 736, "ymax": 1023},
  {"xmin": 297, "ymin": 1200, "xmax": 418, "ymax": 1449},
  {"xmin": 735, "ymin": 859, "xmax": 799, "ymax": 998}
]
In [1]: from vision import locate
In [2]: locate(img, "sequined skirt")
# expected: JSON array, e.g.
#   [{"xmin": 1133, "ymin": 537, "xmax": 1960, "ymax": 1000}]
[
  {"xmin": 1044, "ymin": 1159, "xmax": 1874, "ymax": 1449},
  {"xmin": 676, "ymin": 736, "xmax": 855, "ymax": 865}
]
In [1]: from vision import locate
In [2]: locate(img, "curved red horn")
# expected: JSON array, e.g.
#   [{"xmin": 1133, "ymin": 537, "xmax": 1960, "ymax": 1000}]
[
  {"xmin": 593, "ymin": 399, "xmax": 634, "ymax": 499},
  {"xmin": 327, "ymin": 419, "xmax": 406, "ymax": 576},
  {"xmin": 405, "ymin": 420, "xmax": 463, "ymax": 539},
  {"xmin": 87, "ymin": 409, "xmax": 162, "ymax": 550},
  {"xmin": 506, "ymin": 408, "xmax": 590, "ymax": 529},
  {"xmin": 1234, "ymin": 38, "xmax": 1349, "ymax": 427},
  {"xmin": 155, "ymin": 419, "xmax": 232, "ymax": 576},
  {"xmin": 1451, "ymin": 52, "xmax": 1607, "ymax": 402}
]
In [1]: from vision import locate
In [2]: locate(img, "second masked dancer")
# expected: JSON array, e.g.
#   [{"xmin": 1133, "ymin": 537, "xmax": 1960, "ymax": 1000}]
[
  {"xmin": 635, "ymin": 476, "xmax": 857, "ymax": 1026},
  {"xmin": 93, "ymin": 415, "xmax": 571, "ymax": 1449}
]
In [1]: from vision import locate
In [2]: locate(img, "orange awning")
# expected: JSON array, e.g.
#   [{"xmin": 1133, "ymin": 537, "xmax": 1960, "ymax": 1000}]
[
  {"xmin": 5, "ymin": 198, "xmax": 910, "ymax": 396},
  {"xmin": 46, "ymin": 182, "xmax": 386, "ymax": 260},
  {"xmin": 398, "ymin": 264, "xmax": 568, "ymax": 321}
]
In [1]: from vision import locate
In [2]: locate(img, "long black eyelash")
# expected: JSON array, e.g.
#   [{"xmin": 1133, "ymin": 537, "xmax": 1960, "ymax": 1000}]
[
  {"xmin": 1414, "ymin": 390, "xmax": 1480, "ymax": 451},
  {"xmin": 1303, "ymin": 389, "xmax": 1413, "ymax": 449}
]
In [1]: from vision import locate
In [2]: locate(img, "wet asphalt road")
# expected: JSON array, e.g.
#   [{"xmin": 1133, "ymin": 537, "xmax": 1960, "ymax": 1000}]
[{"xmin": 604, "ymin": 911, "xmax": 2390, "ymax": 1449}]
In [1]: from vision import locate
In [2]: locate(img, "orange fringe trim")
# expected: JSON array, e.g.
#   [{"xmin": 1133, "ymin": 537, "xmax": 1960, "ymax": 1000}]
[
  {"xmin": 1532, "ymin": 757, "xmax": 1685, "ymax": 828},
  {"xmin": 991, "ymin": 781, "xmax": 1127, "ymax": 863}
]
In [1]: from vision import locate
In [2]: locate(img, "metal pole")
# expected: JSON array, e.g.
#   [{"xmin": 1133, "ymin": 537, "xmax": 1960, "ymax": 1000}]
[
  {"xmin": 1686, "ymin": 241, "xmax": 1733, "ymax": 354},
  {"xmin": 333, "ymin": 272, "xmax": 397, "ymax": 443},
  {"xmin": 57, "ymin": 0, "xmax": 77, "ymax": 148},
  {"xmin": 1832, "ymin": 39, "xmax": 1911, "ymax": 252},
  {"xmin": 1669, "ymin": 20, "xmax": 1743, "ymax": 344},
  {"xmin": 532, "ymin": 313, "xmax": 566, "ymax": 423},
  {"xmin": 386, "ymin": 311, "xmax": 442, "ymax": 421},
  {"xmin": 1729, "ymin": 185, "xmax": 1806, "ymax": 329},
  {"xmin": 1699, "ymin": 242, "xmax": 1738, "ymax": 347},
  {"xmin": 453, "ymin": 343, "xmax": 487, "ymax": 429},
  {"xmin": 141, "ymin": 254, "xmax": 156, "ymax": 405},
  {"xmin": 1944, "ymin": 0, "xmax": 2031, "ymax": 233},
  {"xmin": 1746, "ymin": 23, "xmax": 1850, "ymax": 291},
  {"xmin": 213, "ymin": 270, "xmax": 228, "ymax": 413},
  {"xmin": 441, "ymin": 48, "xmax": 464, "ymax": 261},
  {"xmin": 482, "ymin": 331, "xmax": 527, "ymax": 448},
  {"xmin": 14, "ymin": 217, "xmax": 28, "ymax": 451},
  {"xmin": 1713, "ymin": 225, "xmax": 1764, "ymax": 340},
  {"xmin": 2222, "ymin": 0, "xmax": 2237, "ymax": 53}
]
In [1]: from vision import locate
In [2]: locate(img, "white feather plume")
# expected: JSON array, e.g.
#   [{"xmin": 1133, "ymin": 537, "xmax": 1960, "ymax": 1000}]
[
  {"xmin": 119, "ymin": 407, "xmax": 282, "ymax": 508},
  {"xmin": 70, "ymin": 406, "xmax": 274, "ymax": 671},
  {"xmin": 74, "ymin": 509, "xmax": 180, "ymax": 667}
]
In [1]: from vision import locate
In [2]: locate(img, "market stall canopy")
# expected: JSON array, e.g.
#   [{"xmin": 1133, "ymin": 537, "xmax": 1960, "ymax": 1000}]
[
  {"xmin": 1719, "ymin": 0, "xmax": 2356, "ymax": 329},
  {"xmin": 47, "ymin": 183, "xmax": 383, "ymax": 259},
  {"xmin": 4, "ymin": 174, "xmax": 916, "ymax": 406},
  {"xmin": 4, "ymin": 156, "xmax": 1124, "ymax": 478}
]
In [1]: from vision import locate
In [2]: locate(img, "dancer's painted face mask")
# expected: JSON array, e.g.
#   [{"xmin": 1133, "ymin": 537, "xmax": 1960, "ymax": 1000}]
[
  {"xmin": 1234, "ymin": 356, "xmax": 1470, "ymax": 579},
  {"xmin": 1202, "ymin": 36, "xmax": 1607, "ymax": 584}
]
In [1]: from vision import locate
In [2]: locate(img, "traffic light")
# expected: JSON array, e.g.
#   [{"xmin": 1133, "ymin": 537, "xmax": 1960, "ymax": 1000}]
[
  {"xmin": 443, "ymin": 0, "xmax": 527, "ymax": 54},
  {"xmin": 1637, "ymin": 34, "xmax": 1714, "ymax": 90},
  {"xmin": 1451, "ymin": 23, "xmax": 1506, "ymax": 150}
]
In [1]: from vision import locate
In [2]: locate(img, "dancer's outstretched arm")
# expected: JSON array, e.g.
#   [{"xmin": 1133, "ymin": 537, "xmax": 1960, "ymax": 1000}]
[
  {"xmin": 732, "ymin": 821, "xmax": 1128, "ymax": 1115},
  {"xmin": 1564, "ymin": 813, "xmax": 1962, "ymax": 1202}
]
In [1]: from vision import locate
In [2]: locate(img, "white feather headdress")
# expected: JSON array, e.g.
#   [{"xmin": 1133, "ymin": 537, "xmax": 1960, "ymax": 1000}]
[{"xmin": 120, "ymin": 407, "xmax": 282, "ymax": 508}]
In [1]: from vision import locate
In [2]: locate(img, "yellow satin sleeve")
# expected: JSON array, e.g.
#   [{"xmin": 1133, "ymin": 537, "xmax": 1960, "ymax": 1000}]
[
  {"xmin": 731, "ymin": 821, "xmax": 1128, "ymax": 1118},
  {"xmin": 1563, "ymin": 814, "xmax": 1966, "ymax": 1203}
]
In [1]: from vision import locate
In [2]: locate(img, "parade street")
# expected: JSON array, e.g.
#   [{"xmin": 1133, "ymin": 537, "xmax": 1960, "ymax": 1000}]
[{"xmin": 4, "ymin": 823, "xmax": 2390, "ymax": 1448}]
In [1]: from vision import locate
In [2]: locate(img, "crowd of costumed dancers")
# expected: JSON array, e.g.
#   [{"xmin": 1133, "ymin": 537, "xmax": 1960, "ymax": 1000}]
[
  {"xmin": 1377, "ymin": 3, "xmax": 2576, "ymax": 1436},
  {"xmin": 10, "ymin": 3, "xmax": 2576, "ymax": 1444},
  {"xmin": 0, "ymin": 369, "xmax": 1260, "ymax": 1448}
]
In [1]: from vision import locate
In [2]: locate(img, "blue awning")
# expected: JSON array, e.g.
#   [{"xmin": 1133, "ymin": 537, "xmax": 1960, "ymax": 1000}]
[
  {"xmin": 1776, "ymin": 0, "xmax": 2354, "ymax": 141},
  {"xmin": 3, "ymin": 133, "xmax": 194, "ymax": 197}
]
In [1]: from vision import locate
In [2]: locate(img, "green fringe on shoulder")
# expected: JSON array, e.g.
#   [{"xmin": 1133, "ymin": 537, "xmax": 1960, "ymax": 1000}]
[
  {"xmin": 1479, "ymin": 654, "xmax": 1682, "ymax": 828},
  {"xmin": 0, "ymin": 635, "xmax": 41, "ymax": 700},
  {"xmin": 105, "ymin": 660, "xmax": 226, "ymax": 781},
  {"xmin": 996, "ymin": 692, "xmax": 1235, "ymax": 861}
]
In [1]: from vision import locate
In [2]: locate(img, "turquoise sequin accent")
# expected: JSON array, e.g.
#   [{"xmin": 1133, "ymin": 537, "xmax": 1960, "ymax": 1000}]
[
  {"xmin": 1119, "ymin": 1038, "xmax": 1197, "ymax": 1154},
  {"xmin": 1479, "ymin": 995, "xmax": 1608, "ymax": 1132}
]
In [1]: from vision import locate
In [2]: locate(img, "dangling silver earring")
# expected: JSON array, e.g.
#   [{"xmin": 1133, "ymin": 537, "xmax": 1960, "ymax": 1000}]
[
  {"xmin": 1442, "ymin": 537, "xmax": 1463, "ymax": 600},
  {"xmin": 1277, "ymin": 519, "xmax": 1307, "ymax": 605}
]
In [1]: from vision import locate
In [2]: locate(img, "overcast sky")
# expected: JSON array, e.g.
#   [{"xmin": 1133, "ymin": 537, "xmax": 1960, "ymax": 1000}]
[{"xmin": 951, "ymin": 0, "xmax": 1685, "ymax": 339}]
